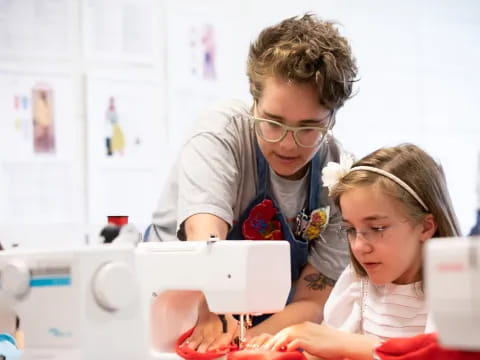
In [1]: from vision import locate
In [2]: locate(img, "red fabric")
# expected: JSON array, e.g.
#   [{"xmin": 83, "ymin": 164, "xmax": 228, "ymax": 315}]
[
  {"xmin": 176, "ymin": 328, "xmax": 307, "ymax": 360},
  {"xmin": 375, "ymin": 333, "xmax": 480, "ymax": 360},
  {"xmin": 227, "ymin": 349, "xmax": 307, "ymax": 360}
]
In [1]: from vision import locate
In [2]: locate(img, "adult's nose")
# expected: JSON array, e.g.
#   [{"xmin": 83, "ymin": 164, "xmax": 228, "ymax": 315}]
[{"xmin": 279, "ymin": 130, "xmax": 298, "ymax": 150}]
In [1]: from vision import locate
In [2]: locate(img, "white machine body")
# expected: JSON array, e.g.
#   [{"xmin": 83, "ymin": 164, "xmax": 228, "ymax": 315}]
[
  {"xmin": 0, "ymin": 240, "xmax": 291, "ymax": 360},
  {"xmin": 425, "ymin": 236, "xmax": 480, "ymax": 351}
]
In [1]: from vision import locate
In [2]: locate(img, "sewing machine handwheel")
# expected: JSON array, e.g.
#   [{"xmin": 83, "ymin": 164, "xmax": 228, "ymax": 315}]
[
  {"xmin": 0, "ymin": 260, "xmax": 30, "ymax": 299},
  {"xmin": 92, "ymin": 261, "xmax": 136, "ymax": 312}
]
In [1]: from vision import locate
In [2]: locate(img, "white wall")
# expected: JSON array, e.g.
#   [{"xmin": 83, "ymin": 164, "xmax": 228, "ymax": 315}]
[
  {"xmin": 314, "ymin": 0, "xmax": 480, "ymax": 233},
  {"xmin": 0, "ymin": 0, "xmax": 478, "ymax": 244}
]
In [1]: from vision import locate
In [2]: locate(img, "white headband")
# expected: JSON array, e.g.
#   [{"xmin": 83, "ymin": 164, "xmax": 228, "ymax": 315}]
[{"xmin": 322, "ymin": 154, "xmax": 430, "ymax": 212}]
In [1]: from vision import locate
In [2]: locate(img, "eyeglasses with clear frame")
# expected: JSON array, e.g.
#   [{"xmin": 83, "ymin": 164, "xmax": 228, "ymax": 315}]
[
  {"xmin": 252, "ymin": 102, "xmax": 333, "ymax": 148},
  {"xmin": 337, "ymin": 225, "xmax": 390, "ymax": 243}
]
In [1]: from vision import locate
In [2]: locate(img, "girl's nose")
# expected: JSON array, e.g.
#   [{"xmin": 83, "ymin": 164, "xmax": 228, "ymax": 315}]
[{"xmin": 350, "ymin": 235, "xmax": 373, "ymax": 255}]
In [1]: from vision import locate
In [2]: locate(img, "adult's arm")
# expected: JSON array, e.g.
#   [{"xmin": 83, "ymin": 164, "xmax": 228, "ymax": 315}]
[
  {"xmin": 184, "ymin": 213, "xmax": 229, "ymax": 241},
  {"xmin": 175, "ymin": 106, "xmax": 245, "ymax": 351},
  {"xmin": 180, "ymin": 213, "xmax": 235, "ymax": 352},
  {"xmin": 247, "ymin": 263, "xmax": 335, "ymax": 337}
]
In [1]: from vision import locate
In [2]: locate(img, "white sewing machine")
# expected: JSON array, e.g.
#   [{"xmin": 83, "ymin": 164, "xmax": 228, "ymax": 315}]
[
  {"xmin": 425, "ymin": 236, "xmax": 480, "ymax": 351},
  {"xmin": 0, "ymin": 240, "xmax": 291, "ymax": 360}
]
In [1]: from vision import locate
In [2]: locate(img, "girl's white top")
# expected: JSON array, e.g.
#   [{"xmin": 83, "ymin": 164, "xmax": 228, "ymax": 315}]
[{"xmin": 324, "ymin": 265, "xmax": 433, "ymax": 341}]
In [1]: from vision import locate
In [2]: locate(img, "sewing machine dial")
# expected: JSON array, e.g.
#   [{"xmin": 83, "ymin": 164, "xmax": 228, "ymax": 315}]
[
  {"xmin": 92, "ymin": 261, "xmax": 136, "ymax": 312},
  {"xmin": 0, "ymin": 259, "xmax": 30, "ymax": 299}
]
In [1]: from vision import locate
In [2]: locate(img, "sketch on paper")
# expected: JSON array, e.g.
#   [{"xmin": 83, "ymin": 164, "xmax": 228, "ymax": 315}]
[
  {"xmin": 86, "ymin": 74, "xmax": 163, "ymax": 166},
  {"xmin": 188, "ymin": 23, "xmax": 217, "ymax": 81},
  {"xmin": 104, "ymin": 96, "xmax": 125, "ymax": 156},
  {"xmin": 32, "ymin": 85, "xmax": 56, "ymax": 154},
  {"xmin": 13, "ymin": 94, "xmax": 32, "ymax": 143},
  {"xmin": 202, "ymin": 24, "xmax": 216, "ymax": 80}
]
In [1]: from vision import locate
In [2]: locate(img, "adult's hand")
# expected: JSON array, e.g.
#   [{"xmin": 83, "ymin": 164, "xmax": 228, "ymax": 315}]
[{"xmin": 182, "ymin": 295, "xmax": 239, "ymax": 352}]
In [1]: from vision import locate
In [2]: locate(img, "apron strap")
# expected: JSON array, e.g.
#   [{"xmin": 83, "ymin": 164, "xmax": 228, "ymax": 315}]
[{"xmin": 254, "ymin": 142, "xmax": 269, "ymax": 197}]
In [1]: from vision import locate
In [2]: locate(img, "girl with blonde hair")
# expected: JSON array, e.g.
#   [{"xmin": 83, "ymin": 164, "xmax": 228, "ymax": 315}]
[{"xmin": 259, "ymin": 143, "xmax": 461, "ymax": 360}]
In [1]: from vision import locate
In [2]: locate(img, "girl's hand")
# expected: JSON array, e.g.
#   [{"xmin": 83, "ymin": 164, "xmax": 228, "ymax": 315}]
[
  {"xmin": 263, "ymin": 322, "xmax": 379, "ymax": 360},
  {"xmin": 262, "ymin": 322, "xmax": 348, "ymax": 359},
  {"xmin": 245, "ymin": 333, "xmax": 273, "ymax": 350}
]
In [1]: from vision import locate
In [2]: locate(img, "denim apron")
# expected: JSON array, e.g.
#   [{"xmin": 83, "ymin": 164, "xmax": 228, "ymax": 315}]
[{"xmin": 227, "ymin": 144, "xmax": 323, "ymax": 325}]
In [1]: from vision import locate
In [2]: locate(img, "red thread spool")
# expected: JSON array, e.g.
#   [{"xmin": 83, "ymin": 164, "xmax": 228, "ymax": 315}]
[{"xmin": 108, "ymin": 215, "xmax": 129, "ymax": 226}]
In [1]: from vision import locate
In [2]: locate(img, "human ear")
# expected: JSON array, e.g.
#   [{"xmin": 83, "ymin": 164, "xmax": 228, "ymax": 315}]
[{"xmin": 419, "ymin": 213, "xmax": 437, "ymax": 242}]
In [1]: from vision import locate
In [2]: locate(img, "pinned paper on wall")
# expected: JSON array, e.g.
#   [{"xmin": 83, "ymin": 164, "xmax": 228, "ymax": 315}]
[
  {"xmin": 0, "ymin": 70, "xmax": 82, "ymax": 225},
  {"xmin": 0, "ymin": 71, "xmax": 75, "ymax": 161},
  {"xmin": 82, "ymin": 0, "xmax": 156, "ymax": 63},
  {"xmin": 86, "ymin": 72, "xmax": 165, "ymax": 166},
  {"xmin": 182, "ymin": 21, "xmax": 217, "ymax": 82},
  {"xmin": 86, "ymin": 71, "xmax": 167, "ymax": 226},
  {"xmin": 165, "ymin": 7, "xmax": 250, "ymax": 153},
  {"xmin": 0, "ymin": 0, "xmax": 72, "ymax": 58}
]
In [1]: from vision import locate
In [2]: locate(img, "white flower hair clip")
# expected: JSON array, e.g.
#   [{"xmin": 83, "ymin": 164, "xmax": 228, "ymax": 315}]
[{"xmin": 321, "ymin": 153, "xmax": 355, "ymax": 192}]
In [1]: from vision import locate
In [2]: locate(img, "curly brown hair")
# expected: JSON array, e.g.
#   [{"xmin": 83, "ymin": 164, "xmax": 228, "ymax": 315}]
[{"xmin": 247, "ymin": 13, "xmax": 358, "ymax": 111}]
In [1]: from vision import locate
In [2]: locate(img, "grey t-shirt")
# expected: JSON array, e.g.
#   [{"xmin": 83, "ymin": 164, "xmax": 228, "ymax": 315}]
[
  {"xmin": 269, "ymin": 167, "xmax": 309, "ymax": 230},
  {"xmin": 151, "ymin": 99, "xmax": 349, "ymax": 280}
]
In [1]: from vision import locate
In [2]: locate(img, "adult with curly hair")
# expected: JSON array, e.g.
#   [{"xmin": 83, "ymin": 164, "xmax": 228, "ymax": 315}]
[{"xmin": 148, "ymin": 13, "xmax": 358, "ymax": 352}]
